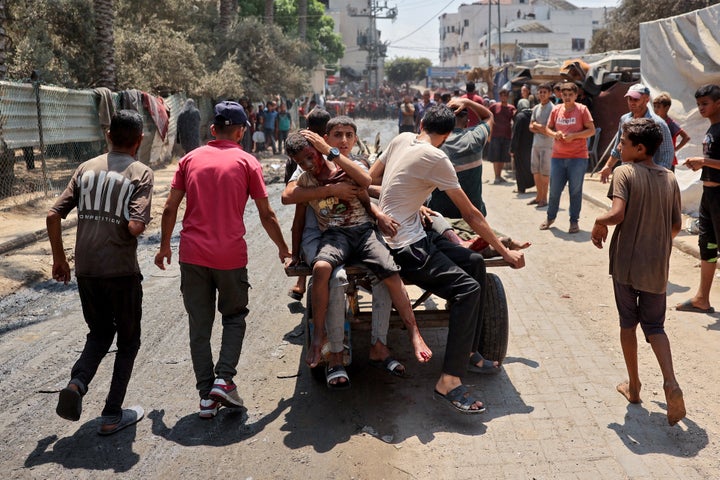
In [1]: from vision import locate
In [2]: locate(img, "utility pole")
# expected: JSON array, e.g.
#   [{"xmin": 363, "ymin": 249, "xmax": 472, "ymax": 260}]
[{"xmin": 348, "ymin": 1, "xmax": 397, "ymax": 95}]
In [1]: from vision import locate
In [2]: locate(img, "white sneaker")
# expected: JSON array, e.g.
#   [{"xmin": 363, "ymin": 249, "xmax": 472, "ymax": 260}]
[
  {"xmin": 209, "ymin": 378, "xmax": 244, "ymax": 408},
  {"xmin": 199, "ymin": 398, "xmax": 220, "ymax": 419}
]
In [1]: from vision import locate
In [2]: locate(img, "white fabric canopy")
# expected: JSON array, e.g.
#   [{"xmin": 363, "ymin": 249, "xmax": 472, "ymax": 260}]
[{"xmin": 640, "ymin": 4, "xmax": 720, "ymax": 215}]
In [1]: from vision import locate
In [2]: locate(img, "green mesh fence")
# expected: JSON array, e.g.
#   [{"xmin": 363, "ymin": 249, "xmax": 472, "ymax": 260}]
[
  {"xmin": 0, "ymin": 80, "xmax": 106, "ymax": 202},
  {"xmin": 0, "ymin": 80, "xmax": 188, "ymax": 206}
]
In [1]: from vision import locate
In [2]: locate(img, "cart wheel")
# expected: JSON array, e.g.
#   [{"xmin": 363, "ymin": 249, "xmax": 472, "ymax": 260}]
[
  {"xmin": 479, "ymin": 272, "xmax": 509, "ymax": 363},
  {"xmin": 302, "ymin": 296, "xmax": 326, "ymax": 383}
]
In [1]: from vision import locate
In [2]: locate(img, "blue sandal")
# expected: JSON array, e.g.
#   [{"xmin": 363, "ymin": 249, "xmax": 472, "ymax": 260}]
[
  {"xmin": 468, "ymin": 352, "xmax": 501, "ymax": 374},
  {"xmin": 434, "ymin": 384, "xmax": 486, "ymax": 414}
]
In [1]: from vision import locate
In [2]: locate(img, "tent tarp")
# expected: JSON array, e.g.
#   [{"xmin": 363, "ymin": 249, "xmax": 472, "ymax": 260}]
[{"xmin": 640, "ymin": 4, "xmax": 720, "ymax": 215}]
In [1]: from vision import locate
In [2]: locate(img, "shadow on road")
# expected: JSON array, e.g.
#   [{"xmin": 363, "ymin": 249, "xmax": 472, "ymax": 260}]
[
  {"xmin": 278, "ymin": 327, "xmax": 535, "ymax": 453},
  {"xmin": 608, "ymin": 402, "xmax": 708, "ymax": 457},
  {"xmin": 147, "ymin": 399, "xmax": 291, "ymax": 447},
  {"xmin": 24, "ymin": 420, "xmax": 140, "ymax": 473}
]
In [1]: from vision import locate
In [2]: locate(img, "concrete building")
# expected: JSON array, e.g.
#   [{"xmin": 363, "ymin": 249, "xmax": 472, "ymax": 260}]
[
  {"xmin": 326, "ymin": 0, "xmax": 396, "ymax": 92},
  {"xmin": 439, "ymin": 0, "xmax": 612, "ymax": 68}
]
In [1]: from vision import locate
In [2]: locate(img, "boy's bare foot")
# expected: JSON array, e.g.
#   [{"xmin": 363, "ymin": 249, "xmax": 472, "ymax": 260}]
[
  {"xmin": 505, "ymin": 238, "xmax": 531, "ymax": 250},
  {"xmin": 616, "ymin": 381, "xmax": 642, "ymax": 404},
  {"xmin": 664, "ymin": 382, "xmax": 686, "ymax": 426},
  {"xmin": 305, "ymin": 336, "xmax": 327, "ymax": 368},
  {"xmin": 410, "ymin": 330, "xmax": 432, "ymax": 363}
]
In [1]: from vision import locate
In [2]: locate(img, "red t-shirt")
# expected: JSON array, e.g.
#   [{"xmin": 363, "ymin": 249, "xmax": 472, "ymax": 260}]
[
  {"xmin": 172, "ymin": 139, "xmax": 268, "ymax": 269},
  {"xmin": 548, "ymin": 103, "xmax": 593, "ymax": 159},
  {"xmin": 489, "ymin": 102, "xmax": 516, "ymax": 138},
  {"xmin": 461, "ymin": 93, "xmax": 484, "ymax": 127}
]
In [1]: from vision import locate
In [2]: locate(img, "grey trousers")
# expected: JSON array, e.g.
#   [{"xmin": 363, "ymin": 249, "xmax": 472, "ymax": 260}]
[{"xmin": 180, "ymin": 262, "xmax": 249, "ymax": 399}]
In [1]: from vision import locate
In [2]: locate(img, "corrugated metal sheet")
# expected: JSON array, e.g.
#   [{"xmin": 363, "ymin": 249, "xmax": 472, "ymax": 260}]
[{"xmin": 0, "ymin": 81, "xmax": 104, "ymax": 150}]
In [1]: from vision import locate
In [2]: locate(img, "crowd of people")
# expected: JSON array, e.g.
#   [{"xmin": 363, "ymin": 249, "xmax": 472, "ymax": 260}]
[{"xmin": 46, "ymin": 77, "xmax": 720, "ymax": 431}]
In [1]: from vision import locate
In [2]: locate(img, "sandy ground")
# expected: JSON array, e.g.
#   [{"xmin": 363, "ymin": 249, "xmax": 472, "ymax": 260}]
[{"xmin": 1, "ymin": 119, "xmax": 719, "ymax": 479}]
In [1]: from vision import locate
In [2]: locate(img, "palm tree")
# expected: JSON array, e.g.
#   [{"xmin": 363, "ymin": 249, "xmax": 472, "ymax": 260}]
[
  {"xmin": 218, "ymin": 0, "xmax": 237, "ymax": 38},
  {"xmin": 298, "ymin": 0, "xmax": 307, "ymax": 40},
  {"xmin": 264, "ymin": 0, "xmax": 274, "ymax": 24},
  {"xmin": 93, "ymin": 0, "xmax": 116, "ymax": 89},
  {"xmin": 0, "ymin": 0, "xmax": 8, "ymax": 79}
]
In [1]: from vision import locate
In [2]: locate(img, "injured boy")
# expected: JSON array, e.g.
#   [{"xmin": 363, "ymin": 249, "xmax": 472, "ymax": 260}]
[{"xmin": 285, "ymin": 130, "xmax": 432, "ymax": 388}]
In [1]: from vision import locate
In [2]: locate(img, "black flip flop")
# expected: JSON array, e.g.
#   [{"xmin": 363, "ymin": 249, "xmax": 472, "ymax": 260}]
[
  {"xmin": 288, "ymin": 289, "xmax": 304, "ymax": 301},
  {"xmin": 97, "ymin": 406, "xmax": 144, "ymax": 436},
  {"xmin": 56, "ymin": 387, "xmax": 82, "ymax": 421}
]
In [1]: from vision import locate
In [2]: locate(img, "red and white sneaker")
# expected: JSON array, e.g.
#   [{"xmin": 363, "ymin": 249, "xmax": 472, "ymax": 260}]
[
  {"xmin": 209, "ymin": 378, "xmax": 244, "ymax": 408},
  {"xmin": 199, "ymin": 398, "xmax": 220, "ymax": 419}
]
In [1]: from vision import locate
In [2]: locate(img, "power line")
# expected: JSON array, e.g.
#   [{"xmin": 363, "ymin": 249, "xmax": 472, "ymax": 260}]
[{"xmin": 386, "ymin": 0, "xmax": 458, "ymax": 44}]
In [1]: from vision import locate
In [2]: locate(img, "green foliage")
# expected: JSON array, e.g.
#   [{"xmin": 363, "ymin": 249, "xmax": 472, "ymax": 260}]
[
  {"xmin": 590, "ymin": 0, "xmax": 711, "ymax": 53},
  {"xmin": 115, "ymin": 21, "xmax": 204, "ymax": 94},
  {"xmin": 212, "ymin": 17, "xmax": 310, "ymax": 99},
  {"xmin": 6, "ymin": 0, "xmax": 96, "ymax": 86},
  {"xmin": 4, "ymin": 0, "xmax": 314, "ymax": 98},
  {"xmin": 274, "ymin": 0, "xmax": 345, "ymax": 66},
  {"xmin": 385, "ymin": 57, "xmax": 432, "ymax": 86}
]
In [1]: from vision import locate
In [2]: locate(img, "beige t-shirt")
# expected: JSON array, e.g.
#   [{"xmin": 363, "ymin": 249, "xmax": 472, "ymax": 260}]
[
  {"xmin": 378, "ymin": 132, "xmax": 460, "ymax": 249},
  {"xmin": 608, "ymin": 163, "xmax": 681, "ymax": 294},
  {"xmin": 296, "ymin": 160, "xmax": 372, "ymax": 231}
]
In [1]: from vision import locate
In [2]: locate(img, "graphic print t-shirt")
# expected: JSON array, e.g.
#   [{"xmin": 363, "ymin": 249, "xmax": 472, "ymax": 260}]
[{"xmin": 51, "ymin": 152, "xmax": 153, "ymax": 277}]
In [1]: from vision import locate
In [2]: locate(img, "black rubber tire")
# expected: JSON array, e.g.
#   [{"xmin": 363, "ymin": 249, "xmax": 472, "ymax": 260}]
[
  {"xmin": 302, "ymin": 294, "xmax": 326, "ymax": 383},
  {"xmin": 479, "ymin": 272, "xmax": 509, "ymax": 363}
]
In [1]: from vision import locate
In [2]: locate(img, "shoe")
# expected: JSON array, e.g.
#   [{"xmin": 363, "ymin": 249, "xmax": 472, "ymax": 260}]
[
  {"xmin": 199, "ymin": 398, "xmax": 220, "ymax": 419},
  {"xmin": 569, "ymin": 222, "xmax": 580, "ymax": 234},
  {"xmin": 539, "ymin": 218, "xmax": 554, "ymax": 230},
  {"xmin": 97, "ymin": 406, "xmax": 144, "ymax": 436},
  {"xmin": 209, "ymin": 378, "xmax": 244, "ymax": 408},
  {"xmin": 56, "ymin": 386, "xmax": 83, "ymax": 421},
  {"xmin": 493, "ymin": 177, "xmax": 509, "ymax": 184},
  {"xmin": 536, "ymin": 201, "xmax": 548, "ymax": 208},
  {"xmin": 527, "ymin": 199, "xmax": 539, "ymax": 205}
]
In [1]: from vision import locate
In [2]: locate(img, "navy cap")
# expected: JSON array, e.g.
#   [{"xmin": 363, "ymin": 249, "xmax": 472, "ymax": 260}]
[{"xmin": 214, "ymin": 101, "xmax": 250, "ymax": 127}]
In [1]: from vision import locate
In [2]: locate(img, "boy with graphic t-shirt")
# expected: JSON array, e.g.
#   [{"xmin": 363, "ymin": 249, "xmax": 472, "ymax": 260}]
[
  {"xmin": 592, "ymin": 118, "xmax": 684, "ymax": 426},
  {"xmin": 49, "ymin": 110, "xmax": 153, "ymax": 434},
  {"xmin": 285, "ymin": 130, "xmax": 432, "ymax": 389},
  {"xmin": 676, "ymin": 84, "xmax": 720, "ymax": 314}
]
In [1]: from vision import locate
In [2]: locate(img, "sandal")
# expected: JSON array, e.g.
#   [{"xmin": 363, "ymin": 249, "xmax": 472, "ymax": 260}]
[
  {"xmin": 287, "ymin": 288, "xmax": 304, "ymax": 301},
  {"xmin": 434, "ymin": 385, "xmax": 486, "ymax": 414},
  {"xmin": 468, "ymin": 352, "xmax": 501, "ymax": 374},
  {"xmin": 325, "ymin": 365, "xmax": 351, "ymax": 390},
  {"xmin": 369, "ymin": 356, "xmax": 406, "ymax": 377}
]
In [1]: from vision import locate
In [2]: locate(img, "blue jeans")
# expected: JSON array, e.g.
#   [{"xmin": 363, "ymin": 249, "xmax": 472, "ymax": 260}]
[{"xmin": 547, "ymin": 157, "xmax": 588, "ymax": 223}]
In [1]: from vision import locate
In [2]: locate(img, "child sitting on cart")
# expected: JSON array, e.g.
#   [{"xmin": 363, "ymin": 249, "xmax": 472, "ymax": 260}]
[{"xmin": 285, "ymin": 130, "xmax": 432, "ymax": 389}]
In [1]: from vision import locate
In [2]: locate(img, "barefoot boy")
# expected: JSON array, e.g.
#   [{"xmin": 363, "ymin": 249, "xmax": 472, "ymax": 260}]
[
  {"xmin": 285, "ymin": 130, "xmax": 432, "ymax": 388},
  {"xmin": 591, "ymin": 118, "xmax": 685, "ymax": 426}
]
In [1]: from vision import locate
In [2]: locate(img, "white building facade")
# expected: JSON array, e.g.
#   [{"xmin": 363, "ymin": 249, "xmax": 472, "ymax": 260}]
[
  {"xmin": 326, "ymin": 0, "xmax": 392, "ymax": 90},
  {"xmin": 439, "ymin": 0, "xmax": 611, "ymax": 68}
]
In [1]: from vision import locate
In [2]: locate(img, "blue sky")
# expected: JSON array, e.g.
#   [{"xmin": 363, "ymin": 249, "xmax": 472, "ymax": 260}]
[{"xmin": 380, "ymin": 0, "xmax": 619, "ymax": 62}]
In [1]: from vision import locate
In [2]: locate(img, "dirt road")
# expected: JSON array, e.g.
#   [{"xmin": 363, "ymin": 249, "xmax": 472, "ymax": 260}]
[{"xmin": 1, "ymin": 120, "xmax": 719, "ymax": 479}]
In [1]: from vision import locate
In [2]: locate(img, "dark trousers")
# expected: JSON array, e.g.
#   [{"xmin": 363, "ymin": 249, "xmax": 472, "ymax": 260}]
[
  {"xmin": 73, "ymin": 274, "xmax": 143, "ymax": 417},
  {"xmin": 391, "ymin": 231, "xmax": 486, "ymax": 377},
  {"xmin": 264, "ymin": 128, "xmax": 277, "ymax": 154},
  {"xmin": 180, "ymin": 263, "xmax": 249, "ymax": 399}
]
